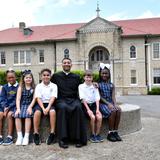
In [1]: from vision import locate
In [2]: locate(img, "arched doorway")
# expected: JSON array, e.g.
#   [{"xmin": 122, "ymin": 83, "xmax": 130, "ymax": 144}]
[{"xmin": 89, "ymin": 46, "xmax": 110, "ymax": 70}]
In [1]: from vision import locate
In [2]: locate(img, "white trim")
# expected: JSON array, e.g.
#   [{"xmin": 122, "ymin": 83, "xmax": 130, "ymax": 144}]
[
  {"xmin": 130, "ymin": 69, "xmax": 138, "ymax": 85},
  {"xmin": 152, "ymin": 42, "xmax": 160, "ymax": 60},
  {"xmin": 14, "ymin": 50, "xmax": 31, "ymax": 65}
]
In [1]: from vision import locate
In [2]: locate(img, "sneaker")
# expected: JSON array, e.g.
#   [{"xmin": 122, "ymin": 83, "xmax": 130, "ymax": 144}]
[
  {"xmin": 46, "ymin": 133, "xmax": 55, "ymax": 145},
  {"xmin": 0, "ymin": 137, "xmax": 3, "ymax": 145},
  {"xmin": 3, "ymin": 137, "xmax": 13, "ymax": 145},
  {"xmin": 96, "ymin": 135, "xmax": 104, "ymax": 142},
  {"xmin": 107, "ymin": 132, "xmax": 117, "ymax": 142},
  {"xmin": 33, "ymin": 133, "xmax": 40, "ymax": 145},
  {"xmin": 113, "ymin": 132, "xmax": 122, "ymax": 141},
  {"xmin": 22, "ymin": 137, "xmax": 29, "ymax": 146},
  {"xmin": 15, "ymin": 136, "xmax": 23, "ymax": 146},
  {"xmin": 89, "ymin": 134, "xmax": 98, "ymax": 143}
]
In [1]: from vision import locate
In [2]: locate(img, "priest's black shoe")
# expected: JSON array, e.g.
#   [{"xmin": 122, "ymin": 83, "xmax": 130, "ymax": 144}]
[
  {"xmin": 59, "ymin": 140, "xmax": 68, "ymax": 149},
  {"xmin": 75, "ymin": 142, "xmax": 83, "ymax": 148}
]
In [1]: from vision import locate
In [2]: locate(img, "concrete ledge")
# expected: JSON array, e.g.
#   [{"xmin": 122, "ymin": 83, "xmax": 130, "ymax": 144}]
[{"xmin": 2, "ymin": 103, "xmax": 142, "ymax": 142}]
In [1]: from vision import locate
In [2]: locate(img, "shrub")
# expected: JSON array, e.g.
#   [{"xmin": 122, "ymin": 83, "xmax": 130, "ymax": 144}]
[
  {"xmin": 0, "ymin": 70, "xmax": 21, "ymax": 85},
  {"xmin": 71, "ymin": 70, "xmax": 99, "ymax": 83},
  {"xmin": 148, "ymin": 87, "xmax": 160, "ymax": 95}
]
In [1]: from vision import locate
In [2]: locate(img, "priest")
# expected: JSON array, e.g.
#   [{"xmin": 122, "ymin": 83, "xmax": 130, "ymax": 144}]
[{"xmin": 51, "ymin": 58, "xmax": 87, "ymax": 148}]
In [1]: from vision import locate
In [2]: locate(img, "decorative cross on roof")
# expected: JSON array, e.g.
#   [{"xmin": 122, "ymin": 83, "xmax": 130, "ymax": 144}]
[{"xmin": 96, "ymin": 1, "xmax": 100, "ymax": 17}]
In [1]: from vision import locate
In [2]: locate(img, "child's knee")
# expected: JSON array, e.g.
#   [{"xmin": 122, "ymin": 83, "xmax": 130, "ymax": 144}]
[
  {"xmin": 90, "ymin": 114, "xmax": 95, "ymax": 121},
  {"xmin": 7, "ymin": 111, "xmax": 13, "ymax": 119},
  {"xmin": 96, "ymin": 114, "xmax": 102, "ymax": 121}
]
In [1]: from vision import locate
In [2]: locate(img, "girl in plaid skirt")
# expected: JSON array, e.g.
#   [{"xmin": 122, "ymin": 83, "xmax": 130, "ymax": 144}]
[
  {"xmin": 99, "ymin": 65, "xmax": 122, "ymax": 142},
  {"xmin": 15, "ymin": 70, "xmax": 36, "ymax": 145}
]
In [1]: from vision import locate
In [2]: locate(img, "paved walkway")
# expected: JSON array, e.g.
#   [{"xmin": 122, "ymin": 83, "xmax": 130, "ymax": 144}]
[{"xmin": 0, "ymin": 96, "xmax": 160, "ymax": 160}]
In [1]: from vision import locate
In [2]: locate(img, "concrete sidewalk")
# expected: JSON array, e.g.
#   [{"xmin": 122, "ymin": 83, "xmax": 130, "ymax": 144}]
[
  {"xmin": 0, "ymin": 95, "xmax": 160, "ymax": 160},
  {"xmin": 0, "ymin": 117, "xmax": 159, "ymax": 160}
]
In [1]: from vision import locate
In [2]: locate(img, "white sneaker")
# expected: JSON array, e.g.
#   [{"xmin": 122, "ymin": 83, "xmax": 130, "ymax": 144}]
[
  {"xmin": 22, "ymin": 137, "xmax": 29, "ymax": 146},
  {"xmin": 15, "ymin": 137, "xmax": 23, "ymax": 146}
]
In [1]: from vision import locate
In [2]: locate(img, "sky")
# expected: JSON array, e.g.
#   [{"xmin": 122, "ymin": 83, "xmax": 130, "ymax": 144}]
[{"xmin": 0, "ymin": 0, "xmax": 160, "ymax": 30}]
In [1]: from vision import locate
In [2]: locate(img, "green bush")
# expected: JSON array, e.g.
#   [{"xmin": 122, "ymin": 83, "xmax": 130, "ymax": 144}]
[
  {"xmin": 71, "ymin": 70, "xmax": 99, "ymax": 83},
  {"xmin": 148, "ymin": 87, "xmax": 160, "ymax": 95},
  {"xmin": 0, "ymin": 71, "xmax": 21, "ymax": 85}
]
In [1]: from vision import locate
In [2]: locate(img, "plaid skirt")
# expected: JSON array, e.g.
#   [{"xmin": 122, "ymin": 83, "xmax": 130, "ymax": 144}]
[
  {"xmin": 99, "ymin": 104, "xmax": 111, "ymax": 118},
  {"xmin": 14, "ymin": 104, "xmax": 33, "ymax": 118}
]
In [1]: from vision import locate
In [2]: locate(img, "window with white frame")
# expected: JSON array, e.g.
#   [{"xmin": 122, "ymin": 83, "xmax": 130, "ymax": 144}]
[
  {"xmin": 39, "ymin": 50, "xmax": 44, "ymax": 63},
  {"xmin": 14, "ymin": 50, "xmax": 31, "ymax": 65},
  {"xmin": 131, "ymin": 70, "xmax": 137, "ymax": 84},
  {"xmin": 153, "ymin": 68, "xmax": 160, "ymax": 84},
  {"xmin": 153, "ymin": 43, "xmax": 160, "ymax": 59},
  {"xmin": 130, "ymin": 45, "xmax": 136, "ymax": 58},
  {"xmin": 0, "ymin": 51, "xmax": 6, "ymax": 65}
]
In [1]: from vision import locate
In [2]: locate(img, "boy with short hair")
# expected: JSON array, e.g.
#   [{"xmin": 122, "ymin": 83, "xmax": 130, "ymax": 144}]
[{"xmin": 78, "ymin": 70, "xmax": 103, "ymax": 142}]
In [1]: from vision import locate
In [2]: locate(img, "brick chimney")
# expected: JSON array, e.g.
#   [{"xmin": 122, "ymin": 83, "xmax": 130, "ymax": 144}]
[{"xmin": 19, "ymin": 22, "xmax": 26, "ymax": 31}]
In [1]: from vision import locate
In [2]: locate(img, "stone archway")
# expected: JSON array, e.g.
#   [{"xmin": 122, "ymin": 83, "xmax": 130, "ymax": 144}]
[{"xmin": 89, "ymin": 46, "xmax": 110, "ymax": 71}]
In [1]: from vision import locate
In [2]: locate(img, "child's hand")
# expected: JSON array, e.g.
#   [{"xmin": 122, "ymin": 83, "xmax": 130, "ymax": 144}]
[
  {"xmin": 43, "ymin": 108, "xmax": 47, "ymax": 115},
  {"xmin": 96, "ymin": 110, "xmax": 101, "ymax": 116},
  {"xmin": 108, "ymin": 103, "xmax": 114, "ymax": 110},
  {"xmin": 45, "ymin": 107, "xmax": 50, "ymax": 115},
  {"xmin": 3, "ymin": 107, "xmax": 9, "ymax": 117},
  {"xmin": 15, "ymin": 108, "xmax": 20, "ymax": 116},
  {"xmin": 87, "ymin": 109, "xmax": 94, "ymax": 117},
  {"xmin": 27, "ymin": 106, "xmax": 32, "ymax": 115}
]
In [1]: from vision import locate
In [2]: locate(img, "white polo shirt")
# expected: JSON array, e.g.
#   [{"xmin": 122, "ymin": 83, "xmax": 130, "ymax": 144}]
[
  {"xmin": 35, "ymin": 82, "xmax": 58, "ymax": 103},
  {"xmin": 78, "ymin": 83, "xmax": 100, "ymax": 104}
]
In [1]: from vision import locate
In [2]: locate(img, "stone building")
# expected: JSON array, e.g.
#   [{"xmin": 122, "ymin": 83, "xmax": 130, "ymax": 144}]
[{"xmin": 0, "ymin": 14, "xmax": 160, "ymax": 95}]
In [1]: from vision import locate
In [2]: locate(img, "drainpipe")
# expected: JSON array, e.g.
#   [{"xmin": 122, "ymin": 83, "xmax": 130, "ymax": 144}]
[
  {"xmin": 54, "ymin": 42, "xmax": 57, "ymax": 72},
  {"xmin": 144, "ymin": 35, "xmax": 151, "ymax": 91}
]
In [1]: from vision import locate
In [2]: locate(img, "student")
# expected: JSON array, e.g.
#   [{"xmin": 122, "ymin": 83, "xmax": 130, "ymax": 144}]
[
  {"xmin": 98, "ymin": 65, "xmax": 122, "ymax": 142},
  {"xmin": 79, "ymin": 70, "xmax": 103, "ymax": 143},
  {"xmin": 0, "ymin": 85, "xmax": 3, "ymax": 144},
  {"xmin": 33, "ymin": 68, "xmax": 57, "ymax": 145},
  {"xmin": 0, "ymin": 69, "xmax": 18, "ymax": 145},
  {"xmin": 15, "ymin": 70, "xmax": 36, "ymax": 145}
]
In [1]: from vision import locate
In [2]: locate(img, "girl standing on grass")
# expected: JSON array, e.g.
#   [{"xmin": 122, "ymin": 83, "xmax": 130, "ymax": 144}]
[
  {"xmin": 98, "ymin": 65, "xmax": 122, "ymax": 142},
  {"xmin": 15, "ymin": 70, "xmax": 36, "ymax": 145}
]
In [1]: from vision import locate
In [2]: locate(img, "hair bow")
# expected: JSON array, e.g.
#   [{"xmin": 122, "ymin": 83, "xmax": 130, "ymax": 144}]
[
  {"xmin": 99, "ymin": 63, "xmax": 111, "ymax": 70},
  {"xmin": 22, "ymin": 70, "xmax": 31, "ymax": 76}
]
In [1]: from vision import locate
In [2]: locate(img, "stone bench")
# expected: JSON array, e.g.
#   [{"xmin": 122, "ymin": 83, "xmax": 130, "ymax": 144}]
[{"xmin": 2, "ymin": 103, "xmax": 142, "ymax": 142}]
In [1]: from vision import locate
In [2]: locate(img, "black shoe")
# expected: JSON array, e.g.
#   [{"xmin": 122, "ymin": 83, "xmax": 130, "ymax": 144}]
[
  {"xmin": 113, "ymin": 132, "xmax": 122, "ymax": 141},
  {"xmin": 59, "ymin": 140, "xmax": 68, "ymax": 149},
  {"xmin": 75, "ymin": 140, "xmax": 82, "ymax": 148},
  {"xmin": 107, "ymin": 132, "xmax": 117, "ymax": 142},
  {"xmin": 46, "ymin": 133, "xmax": 55, "ymax": 145},
  {"xmin": 33, "ymin": 133, "xmax": 40, "ymax": 145}
]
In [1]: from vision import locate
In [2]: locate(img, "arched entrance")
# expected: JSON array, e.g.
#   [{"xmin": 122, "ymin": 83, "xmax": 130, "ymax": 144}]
[{"xmin": 89, "ymin": 46, "xmax": 110, "ymax": 70}]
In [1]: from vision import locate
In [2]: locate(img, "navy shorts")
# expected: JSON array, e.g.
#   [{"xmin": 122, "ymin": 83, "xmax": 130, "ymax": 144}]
[
  {"xmin": 83, "ymin": 103, "xmax": 97, "ymax": 119},
  {"xmin": 33, "ymin": 103, "xmax": 55, "ymax": 113}
]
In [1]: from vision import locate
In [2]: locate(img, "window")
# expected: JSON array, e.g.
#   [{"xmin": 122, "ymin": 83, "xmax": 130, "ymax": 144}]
[
  {"xmin": 64, "ymin": 49, "xmax": 69, "ymax": 58},
  {"xmin": 131, "ymin": 70, "xmax": 137, "ymax": 84},
  {"xmin": 153, "ymin": 68, "xmax": 160, "ymax": 84},
  {"xmin": 153, "ymin": 43, "xmax": 160, "ymax": 59},
  {"xmin": 0, "ymin": 51, "xmax": 6, "ymax": 65},
  {"xmin": 14, "ymin": 50, "xmax": 31, "ymax": 65},
  {"xmin": 130, "ymin": 45, "xmax": 136, "ymax": 59},
  {"xmin": 96, "ymin": 49, "xmax": 103, "ymax": 61},
  {"xmin": 39, "ymin": 50, "xmax": 44, "ymax": 63}
]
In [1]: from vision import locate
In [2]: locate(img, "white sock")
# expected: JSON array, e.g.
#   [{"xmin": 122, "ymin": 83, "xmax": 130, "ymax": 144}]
[
  {"xmin": 108, "ymin": 130, "xmax": 113, "ymax": 134},
  {"xmin": 24, "ymin": 132, "xmax": 29, "ymax": 139},
  {"xmin": 7, "ymin": 135, "xmax": 13, "ymax": 139},
  {"xmin": 17, "ymin": 132, "xmax": 22, "ymax": 138},
  {"xmin": 0, "ymin": 135, "xmax": 2, "ymax": 138}
]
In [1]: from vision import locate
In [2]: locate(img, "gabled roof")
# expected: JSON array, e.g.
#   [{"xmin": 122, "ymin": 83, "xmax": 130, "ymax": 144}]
[
  {"xmin": 113, "ymin": 17, "xmax": 160, "ymax": 36},
  {"xmin": 0, "ymin": 17, "xmax": 160, "ymax": 44}
]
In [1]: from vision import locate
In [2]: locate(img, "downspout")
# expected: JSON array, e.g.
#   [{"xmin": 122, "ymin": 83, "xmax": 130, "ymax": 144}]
[
  {"xmin": 54, "ymin": 41, "xmax": 57, "ymax": 72},
  {"xmin": 144, "ymin": 36, "xmax": 148, "ymax": 87}
]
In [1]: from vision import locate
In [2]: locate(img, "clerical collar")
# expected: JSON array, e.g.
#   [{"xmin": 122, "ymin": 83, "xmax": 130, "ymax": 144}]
[
  {"xmin": 8, "ymin": 81, "xmax": 18, "ymax": 87},
  {"xmin": 63, "ymin": 71, "xmax": 70, "ymax": 75}
]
